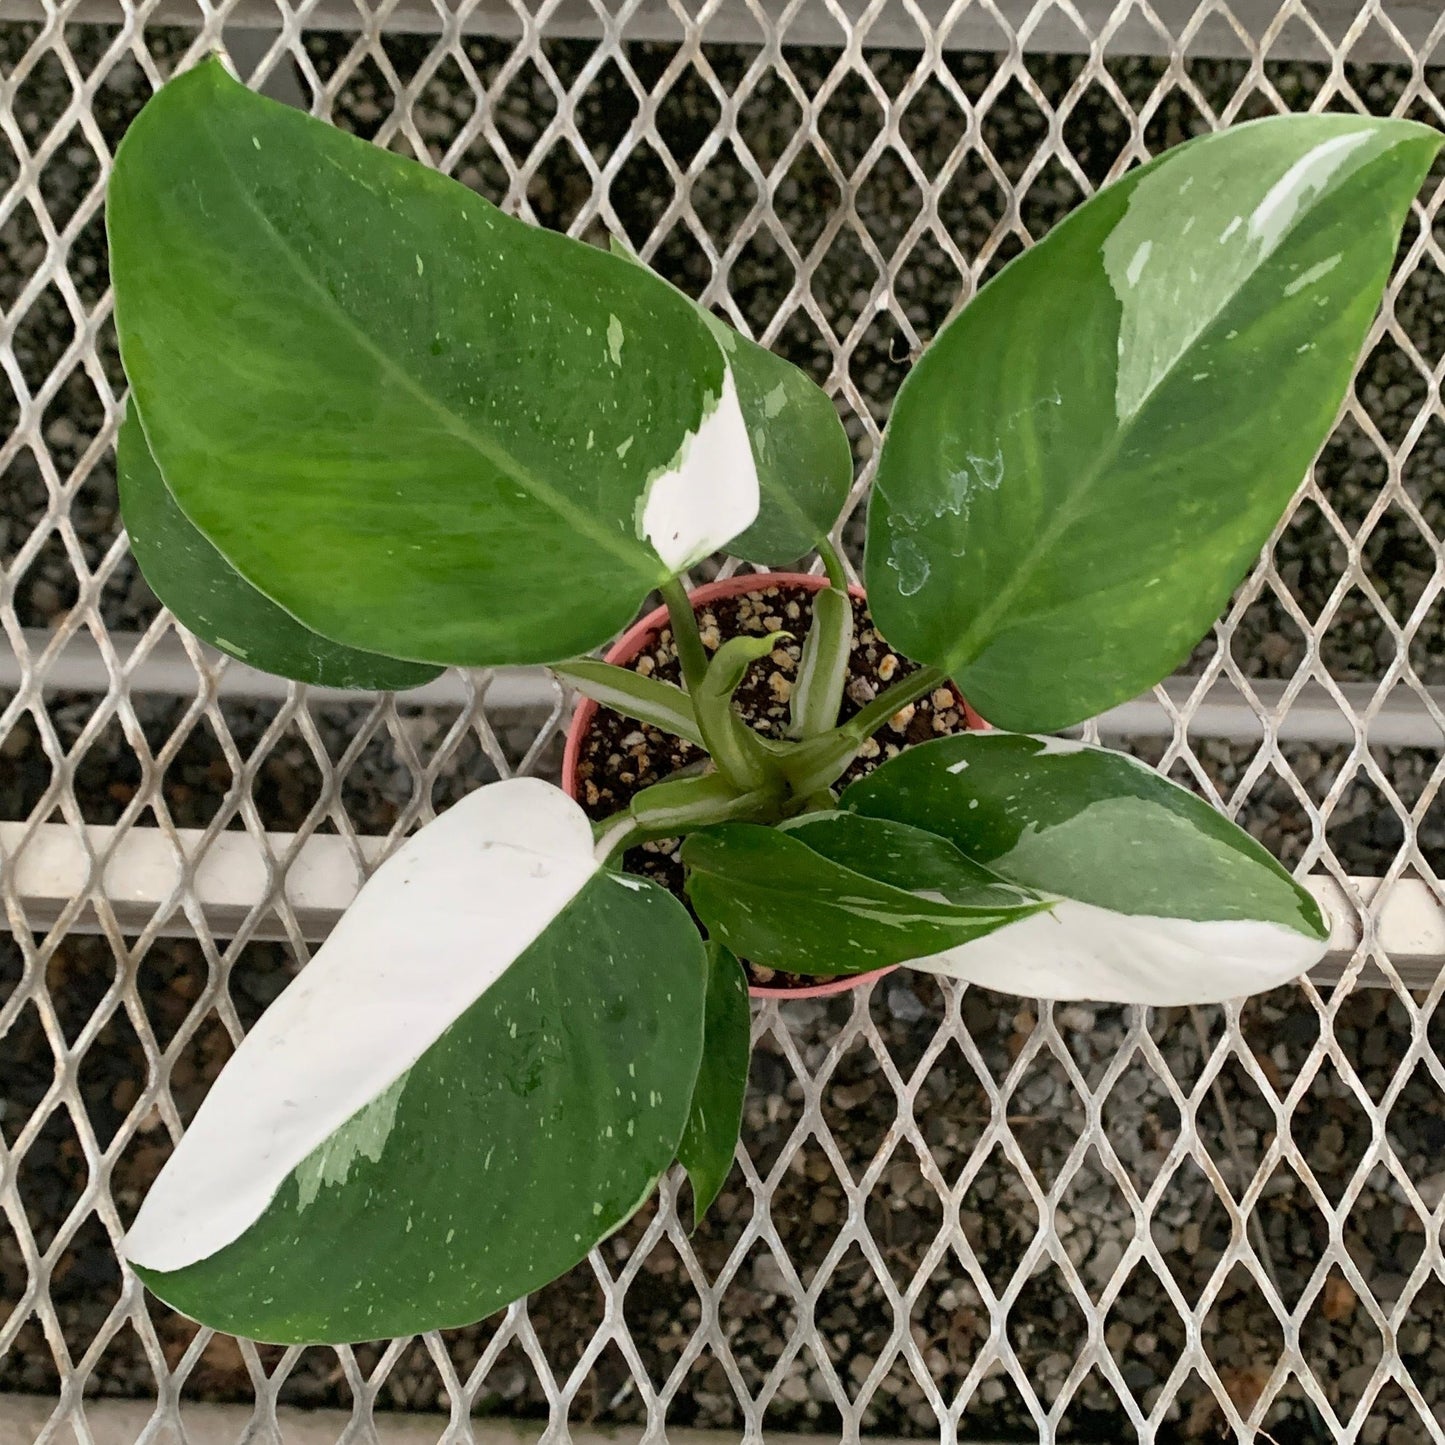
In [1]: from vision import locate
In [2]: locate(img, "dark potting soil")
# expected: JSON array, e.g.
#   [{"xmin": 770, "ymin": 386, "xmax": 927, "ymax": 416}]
[{"xmin": 573, "ymin": 582, "xmax": 973, "ymax": 989}]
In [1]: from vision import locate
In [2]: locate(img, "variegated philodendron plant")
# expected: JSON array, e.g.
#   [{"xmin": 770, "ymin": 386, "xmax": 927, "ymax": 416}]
[{"xmin": 108, "ymin": 58, "xmax": 1437, "ymax": 1343}]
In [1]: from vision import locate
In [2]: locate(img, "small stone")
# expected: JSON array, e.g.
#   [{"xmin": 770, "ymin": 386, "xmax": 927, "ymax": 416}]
[
  {"xmin": 877, "ymin": 653, "xmax": 900, "ymax": 680},
  {"xmin": 635, "ymin": 654, "xmax": 655, "ymax": 676},
  {"xmin": 29, "ymin": 578, "xmax": 61, "ymax": 615},
  {"xmin": 930, "ymin": 687, "xmax": 954, "ymax": 709},
  {"xmin": 887, "ymin": 983, "xmax": 926, "ymax": 1022},
  {"xmin": 0, "ymin": 723, "xmax": 31, "ymax": 759},
  {"xmin": 778, "ymin": 1373, "xmax": 809, "ymax": 1403},
  {"xmin": 1089, "ymin": 1237, "xmax": 1125, "ymax": 1286},
  {"xmin": 699, "ymin": 625, "xmax": 721, "ymax": 650},
  {"xmin": 769, "ymin": 672, "xmax": 793, "ymax": 703},
  {"xmin": 809, "ymin": 1196, "xmax": 838, "ymax": 1225},
  {"xmin": 1321, "ymin": 1273, "xmax": 1356, "ymax": 1322},
  {"xmin": 752, "ymin": 1255, "xmax": 790, "ymax": 1295},
  {"xmin": 847, "ymin": 677, "xmax": 877, "ymax": 705},
  {"xmin": 857, "ymin": 737, "xmax": 881, "ymax": 759},
  {"xmin": 1416, "ymin": 1170, "xmax": 1445, "ymax": 1209},
  {"xmin": 889, "ymin": 703, "xmax": 916, "ymax": 733}
]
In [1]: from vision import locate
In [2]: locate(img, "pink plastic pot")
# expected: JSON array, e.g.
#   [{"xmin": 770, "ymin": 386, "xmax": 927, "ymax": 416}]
[{"xmin": 561, "ymin": 572, "xmax": 985, "ymax": 1001}]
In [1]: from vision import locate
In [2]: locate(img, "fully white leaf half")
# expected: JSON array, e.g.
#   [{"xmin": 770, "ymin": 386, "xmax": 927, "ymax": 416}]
[
  {"xmin": 123, "ymin": 777, "xmax": 707, "ymax": 1344},
  {"xmin": 841, "ymin": 733, "xmax": 1331, "ymax": 1005}
]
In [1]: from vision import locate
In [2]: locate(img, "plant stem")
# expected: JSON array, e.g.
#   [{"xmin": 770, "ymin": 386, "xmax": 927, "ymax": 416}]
[
  {"xmin": 843, "ymin": 664, "xmax": 949, "ymax": 743},
  {"xmin": 778, "ymin": 663, "xmax": 951, "ymax": 800},
  {"xmin": 817, "ymin": 536, "xmax": 849, "ymax": 592},
  {"xmin": 593, "ymin": 811, "xmax": 642, "ymax": 864},
  {"xmin": 660, "ymin": 577, "xmax": 709, "ymax": 695}
]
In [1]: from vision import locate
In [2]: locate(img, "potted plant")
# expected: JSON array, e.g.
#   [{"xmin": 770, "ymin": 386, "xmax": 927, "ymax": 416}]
[{"xmin": 107, "ymin": 57, "xmax": 1437, "ymax": 1346}]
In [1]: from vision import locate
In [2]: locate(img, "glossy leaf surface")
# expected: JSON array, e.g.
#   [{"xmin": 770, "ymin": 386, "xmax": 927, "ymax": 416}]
[
  {"xmin": 553, "ymin": 658, "xmax": 703, "ymax": 748},
  {"xmin": 702, "ymin": 316, "xmax": 852, "ymax": 565},
  {"xmin": 108, "ymin": 61, "xmax": 757, "ymax": 669},
  {"xmin": 842, "ymin": 733, "xmax": 1330, "ymax": 1004},
  {"xmin": 867, "ymin": 115, "xmax": 1441, "ymax": 731},
  {"xmin": 683, "ymin": 815, "xmax": 1045, "ymax": 976},
  {"xmin": 612, "ymin": 238, "xmax": 852, "ymax": 565},
  {"xmin": 124, "ymin": 779, "xmax": 706, "ymax": 1343},
  {"xmin": 118, "ymin": 403, "xmax": 440, "ymax": 691},
  {"xmin": 677, "ymin": 943, "xmax": 750, "ymax": 1228}
]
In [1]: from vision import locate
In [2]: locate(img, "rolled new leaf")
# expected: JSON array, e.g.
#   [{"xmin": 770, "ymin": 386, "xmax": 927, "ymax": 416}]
[
  {"xmin": 123, "ymin": 778, "xmax": 706, "ymax": 1344},
  {"xmin": 682, "ymin": 813, "xmax": 1046, "ymax": 976},
  {"xmin": 841, "ymin": 733, "xmax": 1330, "ymax": 1004},
  {"xmin": 610, "ymin": 238, "xmax": 852, "ymax": 566},
  {"xmin": 788, "ymin": 585, "xmax": 853, "ymax": 738},
  {"xmin": 867, "ymin": 114, "xmax": 1442, "ymax": 732},
  {"xmin": 677, "ymin": 943, "xmax": 751, "ymax": 1229},
  {"xmin": 107, "ymin": 60, "xmax": 758, "ymax": 670},
  {"xmin": 694, "ymin": 633, "xmax": 791, "ymax": 793},
  {"xmin": 118, "ymin": 403, "xmax": 440, "ymax": 691}
]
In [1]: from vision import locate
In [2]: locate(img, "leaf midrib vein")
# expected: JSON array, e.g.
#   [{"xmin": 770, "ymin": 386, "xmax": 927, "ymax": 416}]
[{"xmin": 203, "ymin": 110, "xmax": 663, "ymax": 579}]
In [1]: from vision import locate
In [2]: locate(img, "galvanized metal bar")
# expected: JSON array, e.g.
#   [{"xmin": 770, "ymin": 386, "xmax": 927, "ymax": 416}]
[
  {"xmin": 4, "ymin": 819, "xmax": 1439, "ymax": 985},
  {"xmin": 0, "ymin": 0, "xmax": 1437, "ymax": 60},
  {"xmin": 6, "ymin": 630, "xmax": 1445, "ymax": 746}
]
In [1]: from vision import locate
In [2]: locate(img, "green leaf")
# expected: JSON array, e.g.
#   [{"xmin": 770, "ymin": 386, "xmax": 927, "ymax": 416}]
[
  {"xmin": 682, "ymin": 816, "xmax": 1046, "ymax": 976},
  {"xmin": 628, "ymin": 769, "xmax": 779, "ymax": 836},
  {"xmin": 123, "ymin": 779, "xmax": 707, "ymax": 1343},
  {"xmin": 553, "ymin": 658, "xmax": 702, "ymax": 748},
  {"xmin": 611, "ymin": 238, "xmax": 852, "ymax": 565},
  {"xmin": 788, "ymin": 585, "xmax": 853, "ymax": 738},
  {"xmin": 677, "ymin": 943, "xmax": 750, "ymax": 1228},
  {"xmin": 783, "ymin": 810, "xmax": 1024, "ymax": 904},
  {"xmin": 108, "ymin": 60, "xmax": 759, "ymax": 670},
  {"xmin": 841, "ymin": 733, "xmax": 1330, "ymax": 1004},
  {"xmin": 866, "ymin": 115, "xmax": 1442, "ymax": 731},
  {"xmin": 118, "ymin": 402, "xmax": 441, "ymax": 691}
]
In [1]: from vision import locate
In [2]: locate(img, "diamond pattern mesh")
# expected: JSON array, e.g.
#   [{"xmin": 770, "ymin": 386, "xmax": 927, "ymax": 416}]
[{"xmin": 3, "ymin": 2, "xmax": 1445, "ymax": 1440}]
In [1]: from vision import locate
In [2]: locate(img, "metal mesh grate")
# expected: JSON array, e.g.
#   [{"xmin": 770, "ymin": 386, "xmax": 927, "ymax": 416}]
[{"xmin": 3, "ymin": 1, "xmax": 1445, "ymax": 1440}]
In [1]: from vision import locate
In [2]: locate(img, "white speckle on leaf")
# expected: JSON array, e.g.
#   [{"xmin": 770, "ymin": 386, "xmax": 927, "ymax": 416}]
[
  {"xmin": 1282, "ymin": 253, "xmax": 1343, "ymax": 297},
  {"xmin": 607, "ymin": 314, "xmax": 625, "ymax": 366},
  {"xmin": 1125, "ymin": 239, "xmax": 1152, "ymax": 287},
  {"xmin": 946, "ymin": 759, "xmax": 970, "ymax": 774},
  {"xmin": 763, "ymin": 382, "xmax": 788, "ymax": 418},
  {"xmin": 617, "ymin": 437, "xmax": 633, "ymax": 459}
]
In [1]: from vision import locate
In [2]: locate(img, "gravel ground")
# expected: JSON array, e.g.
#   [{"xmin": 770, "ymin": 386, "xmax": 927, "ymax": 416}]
[
  {"xmin": 8, "ymin": 930, "xmax": 1445, "ymax": 1442},
  {"xmin": 2, "ymin": 15, "xmax": 1445, "ymax": 1443}
]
